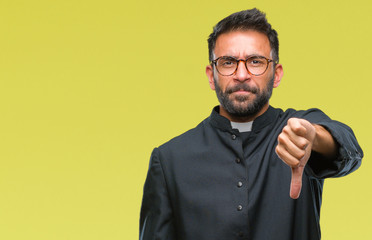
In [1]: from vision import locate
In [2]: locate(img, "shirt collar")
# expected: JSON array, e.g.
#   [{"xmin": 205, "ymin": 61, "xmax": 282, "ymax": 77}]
[
  {"xmin": 231, "ymin": 121, "xmax": 253, "ymax": 132},
  {"xmin": 208, "ymin": 105, "xmax": 278, "ymax": 133}
]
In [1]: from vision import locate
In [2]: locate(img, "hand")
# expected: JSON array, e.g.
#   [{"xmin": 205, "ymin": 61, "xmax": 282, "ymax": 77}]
[{"xmin": 275, "ymin": 118, "xmax": 316, "ymax": 199}]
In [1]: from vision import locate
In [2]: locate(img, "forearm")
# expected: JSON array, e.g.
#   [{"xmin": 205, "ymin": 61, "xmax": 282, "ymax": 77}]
[{"xmin": 312, "ymin": 124, "xmax": 339, "ymax": 159}]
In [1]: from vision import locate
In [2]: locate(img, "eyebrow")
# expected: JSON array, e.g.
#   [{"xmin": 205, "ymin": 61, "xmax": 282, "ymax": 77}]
[{"xmin": 220, "ymin": 54, "xmax": 267, "ymax": 59}]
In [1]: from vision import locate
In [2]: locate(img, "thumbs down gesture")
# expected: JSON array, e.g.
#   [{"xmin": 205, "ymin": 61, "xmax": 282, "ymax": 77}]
[
  {"xmin": 275, "ymin": 117, "xmax": 338, "ymax": 199},
  {"xmin": 275, "ymin": 118, "xmax": 316, "ymax": 199}
]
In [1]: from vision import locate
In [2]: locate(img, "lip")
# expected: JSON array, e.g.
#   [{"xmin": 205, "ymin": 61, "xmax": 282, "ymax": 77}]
[{"xmin": 233, "ymin": 90, "xmax": 251, "ymax": 94}]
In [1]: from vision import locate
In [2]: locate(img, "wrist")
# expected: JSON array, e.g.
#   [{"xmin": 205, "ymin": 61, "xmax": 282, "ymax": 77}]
[{"xmin": 312, "ymin": 124, "xmax": 338, "ymax": 159}]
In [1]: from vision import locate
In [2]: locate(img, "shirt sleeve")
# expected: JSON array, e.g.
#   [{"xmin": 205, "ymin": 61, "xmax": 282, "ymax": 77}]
[
  {"xmin": 139, "ymin": 148, "xmax": 175, "ymax": 240},
  {"xmin": 300, "ymin": 109, "xmax": 363, "ymax": 179}
]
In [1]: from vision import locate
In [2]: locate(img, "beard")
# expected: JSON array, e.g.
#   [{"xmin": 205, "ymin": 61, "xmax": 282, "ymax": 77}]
[{"xmin": 214, "ymin": 75, "xmax": 274, "ymax": 118}]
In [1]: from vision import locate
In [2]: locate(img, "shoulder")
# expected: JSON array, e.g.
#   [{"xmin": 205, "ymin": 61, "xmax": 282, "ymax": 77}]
[
  {"xmin": 277, "ymin": 107, "xmax": 332, "ymax": 123},
  {"xmin": 156, "ymin": 117, "xmax": 210, "ymax": 156}
]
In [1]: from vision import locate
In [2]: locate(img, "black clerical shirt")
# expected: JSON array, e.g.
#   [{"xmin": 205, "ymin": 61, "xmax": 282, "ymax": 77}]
[{"xmin": 140, "ymin": 106, "xmax": 362, "ymax": 240}]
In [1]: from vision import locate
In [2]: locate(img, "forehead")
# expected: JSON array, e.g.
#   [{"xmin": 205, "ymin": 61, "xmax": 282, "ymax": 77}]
[{"xmin": 214, "ymin": 30, "xmax": 271, "ymax": 58}]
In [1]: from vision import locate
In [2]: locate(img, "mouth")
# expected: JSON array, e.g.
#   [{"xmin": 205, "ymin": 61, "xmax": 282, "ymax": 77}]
[
  {"xmin": 232, "ymin": 89, "xmax": 252, "ymax": 95},
  {"xmin": 226, "ymin": 84, "xmax": 258, "ymax": 95}
]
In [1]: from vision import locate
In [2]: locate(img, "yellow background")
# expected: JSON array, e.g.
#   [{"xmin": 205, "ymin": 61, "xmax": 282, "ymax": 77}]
[{"xmin": 0, "ymin": 0, "xmax": 371, "ymax": 239}]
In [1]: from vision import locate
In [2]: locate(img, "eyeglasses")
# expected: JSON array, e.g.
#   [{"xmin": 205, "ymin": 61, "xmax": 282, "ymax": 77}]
[{"xmin": 211, "ymin": 56, "xmax": 276, "ymax": 76}]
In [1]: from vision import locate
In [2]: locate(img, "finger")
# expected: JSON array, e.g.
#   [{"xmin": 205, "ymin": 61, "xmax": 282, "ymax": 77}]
[
  {"xmin": 290, "ymin": 166, "xmax": 304, "ymax": 199},
  {"xmin": 283, "ymin": 125, "xmax": 309, "ymax": 150},
  {"xmin": 277, "ymin": 131, "xmax": 307, "ymax": 160},
  {"xmin": 275, "ymin": 144, "xmax": 301, "ymax": 168},
  {"xmin": 287, "ymin": 118, "xmax": 308, "ymax": 137}
]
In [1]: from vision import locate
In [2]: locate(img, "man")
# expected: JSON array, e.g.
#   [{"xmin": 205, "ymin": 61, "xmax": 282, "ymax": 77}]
[{"xmin": 140, "ymin": 8, "xmax": 363, "ymax": 240}]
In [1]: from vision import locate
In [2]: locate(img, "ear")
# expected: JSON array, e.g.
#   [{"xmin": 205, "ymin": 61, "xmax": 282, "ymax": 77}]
[
  {"xmin": 206, "ymin": 64, "xmax": 216, "ymax": 90},
  {"xmin": 273, "ymin": 63, "xmax": 283, "ymax": 88}
]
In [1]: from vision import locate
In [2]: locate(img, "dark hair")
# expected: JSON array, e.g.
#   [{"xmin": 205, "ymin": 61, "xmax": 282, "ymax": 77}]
[{"xmin": 207, "ymin": 8, "xmax": 279, "ymax": 63}]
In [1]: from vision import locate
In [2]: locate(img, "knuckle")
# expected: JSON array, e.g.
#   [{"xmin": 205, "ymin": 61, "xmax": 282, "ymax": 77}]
[
  {"xmin": 288, "ymin": 117, "xmax": 299, "ymax": 126},
  {"xmin": 275, "ymin": 145, "xmax": 280, "ymax": 152},
  {"xmin": 287, "ymin": 118, "xmax": 296, "ymax": 124},
  {"xmin": 294, "ymin": 126, "xmax": 306, "ymax": 136},
  {"xmin": 292, "ymin": 124, "xmax": 302, "ymax": 132},
  {"xmin": 275, "ymin": 145, "xmax": 283, "ymax": 155},
  {"xmin": 298, "ymin": 139, "xmax": 309, "ymax": 149},
  {"xmin": 282, "ymin": 125, "xmax": 291, "ymax": 134},
  {"xmin": 275, "ymin": 148, "xmax": 285, "ymax": 160},
  {"xmin": 297, "ymin": 150, "xmax": 306, "ymax": 159},
  {"xmin": 287, "ymin": 159, "xmax": 300, "ymax": 168},
  {"xmin": 278, "ymin": 134, "xmax": 287, "ymax": 145}
]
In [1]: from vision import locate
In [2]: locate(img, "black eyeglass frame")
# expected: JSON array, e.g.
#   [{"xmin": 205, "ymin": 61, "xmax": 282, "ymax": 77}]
[{"xmin": 211, "ymin": 56, "xmax": 278, "ymax": 76}]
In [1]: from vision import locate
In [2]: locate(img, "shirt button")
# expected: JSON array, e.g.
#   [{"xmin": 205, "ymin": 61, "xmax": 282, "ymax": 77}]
[
  {"xmin": 231, "ymin": 134, "xmax": 237, "ymax": 140},
  {"xmin": 237, "ymin": 181, "xmax": 243, "ymax": 187},
  {"xmin": 237, "ymin": 205, "xmax": 243, "ymax": 211},
  {"xmin": 235, "ymin": 158, "xmax": 241, "ymax": 163}
]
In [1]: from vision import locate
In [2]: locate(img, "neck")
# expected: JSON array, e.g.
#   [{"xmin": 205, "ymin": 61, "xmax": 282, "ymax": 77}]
[{"xmin": 219, "ymin": 103, "xmax": 269, "ymax": 123}]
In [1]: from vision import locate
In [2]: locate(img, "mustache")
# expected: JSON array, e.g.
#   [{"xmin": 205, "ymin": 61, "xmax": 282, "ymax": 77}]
[{"xmin": 225, "ymin": 84, "xmax": 258, "ymax": 94}]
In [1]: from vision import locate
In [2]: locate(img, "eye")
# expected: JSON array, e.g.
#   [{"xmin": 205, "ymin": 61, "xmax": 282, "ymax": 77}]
[
  {"xmin": 248, "ymin": 57, "xmax": 265, "ymax": 66},
  {"xmin": 218, "ymin": 57, "xmax": 237, "ymax": 68}
]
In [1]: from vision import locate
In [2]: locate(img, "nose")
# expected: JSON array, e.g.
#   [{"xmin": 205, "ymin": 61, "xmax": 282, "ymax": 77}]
[{"xmin": 233, "ymin": 60, "xmax": 251, "ymax": 82}]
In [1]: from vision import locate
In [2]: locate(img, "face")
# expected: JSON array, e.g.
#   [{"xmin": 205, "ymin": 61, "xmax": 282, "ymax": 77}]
[{"xmin": 206, "ymin": 30, "xmax": 283, "ymax": 121}]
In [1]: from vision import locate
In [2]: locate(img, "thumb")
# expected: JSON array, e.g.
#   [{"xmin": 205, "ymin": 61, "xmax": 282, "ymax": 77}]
[{"xmin": 290, "ymin": 166, "xmax": 304, "ymax": 199}]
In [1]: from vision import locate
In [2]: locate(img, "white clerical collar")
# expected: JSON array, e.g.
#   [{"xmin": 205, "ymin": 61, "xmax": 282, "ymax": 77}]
[{"xmin": 230, "ymin": 121, "xmax": 253, "ymax": 132}]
